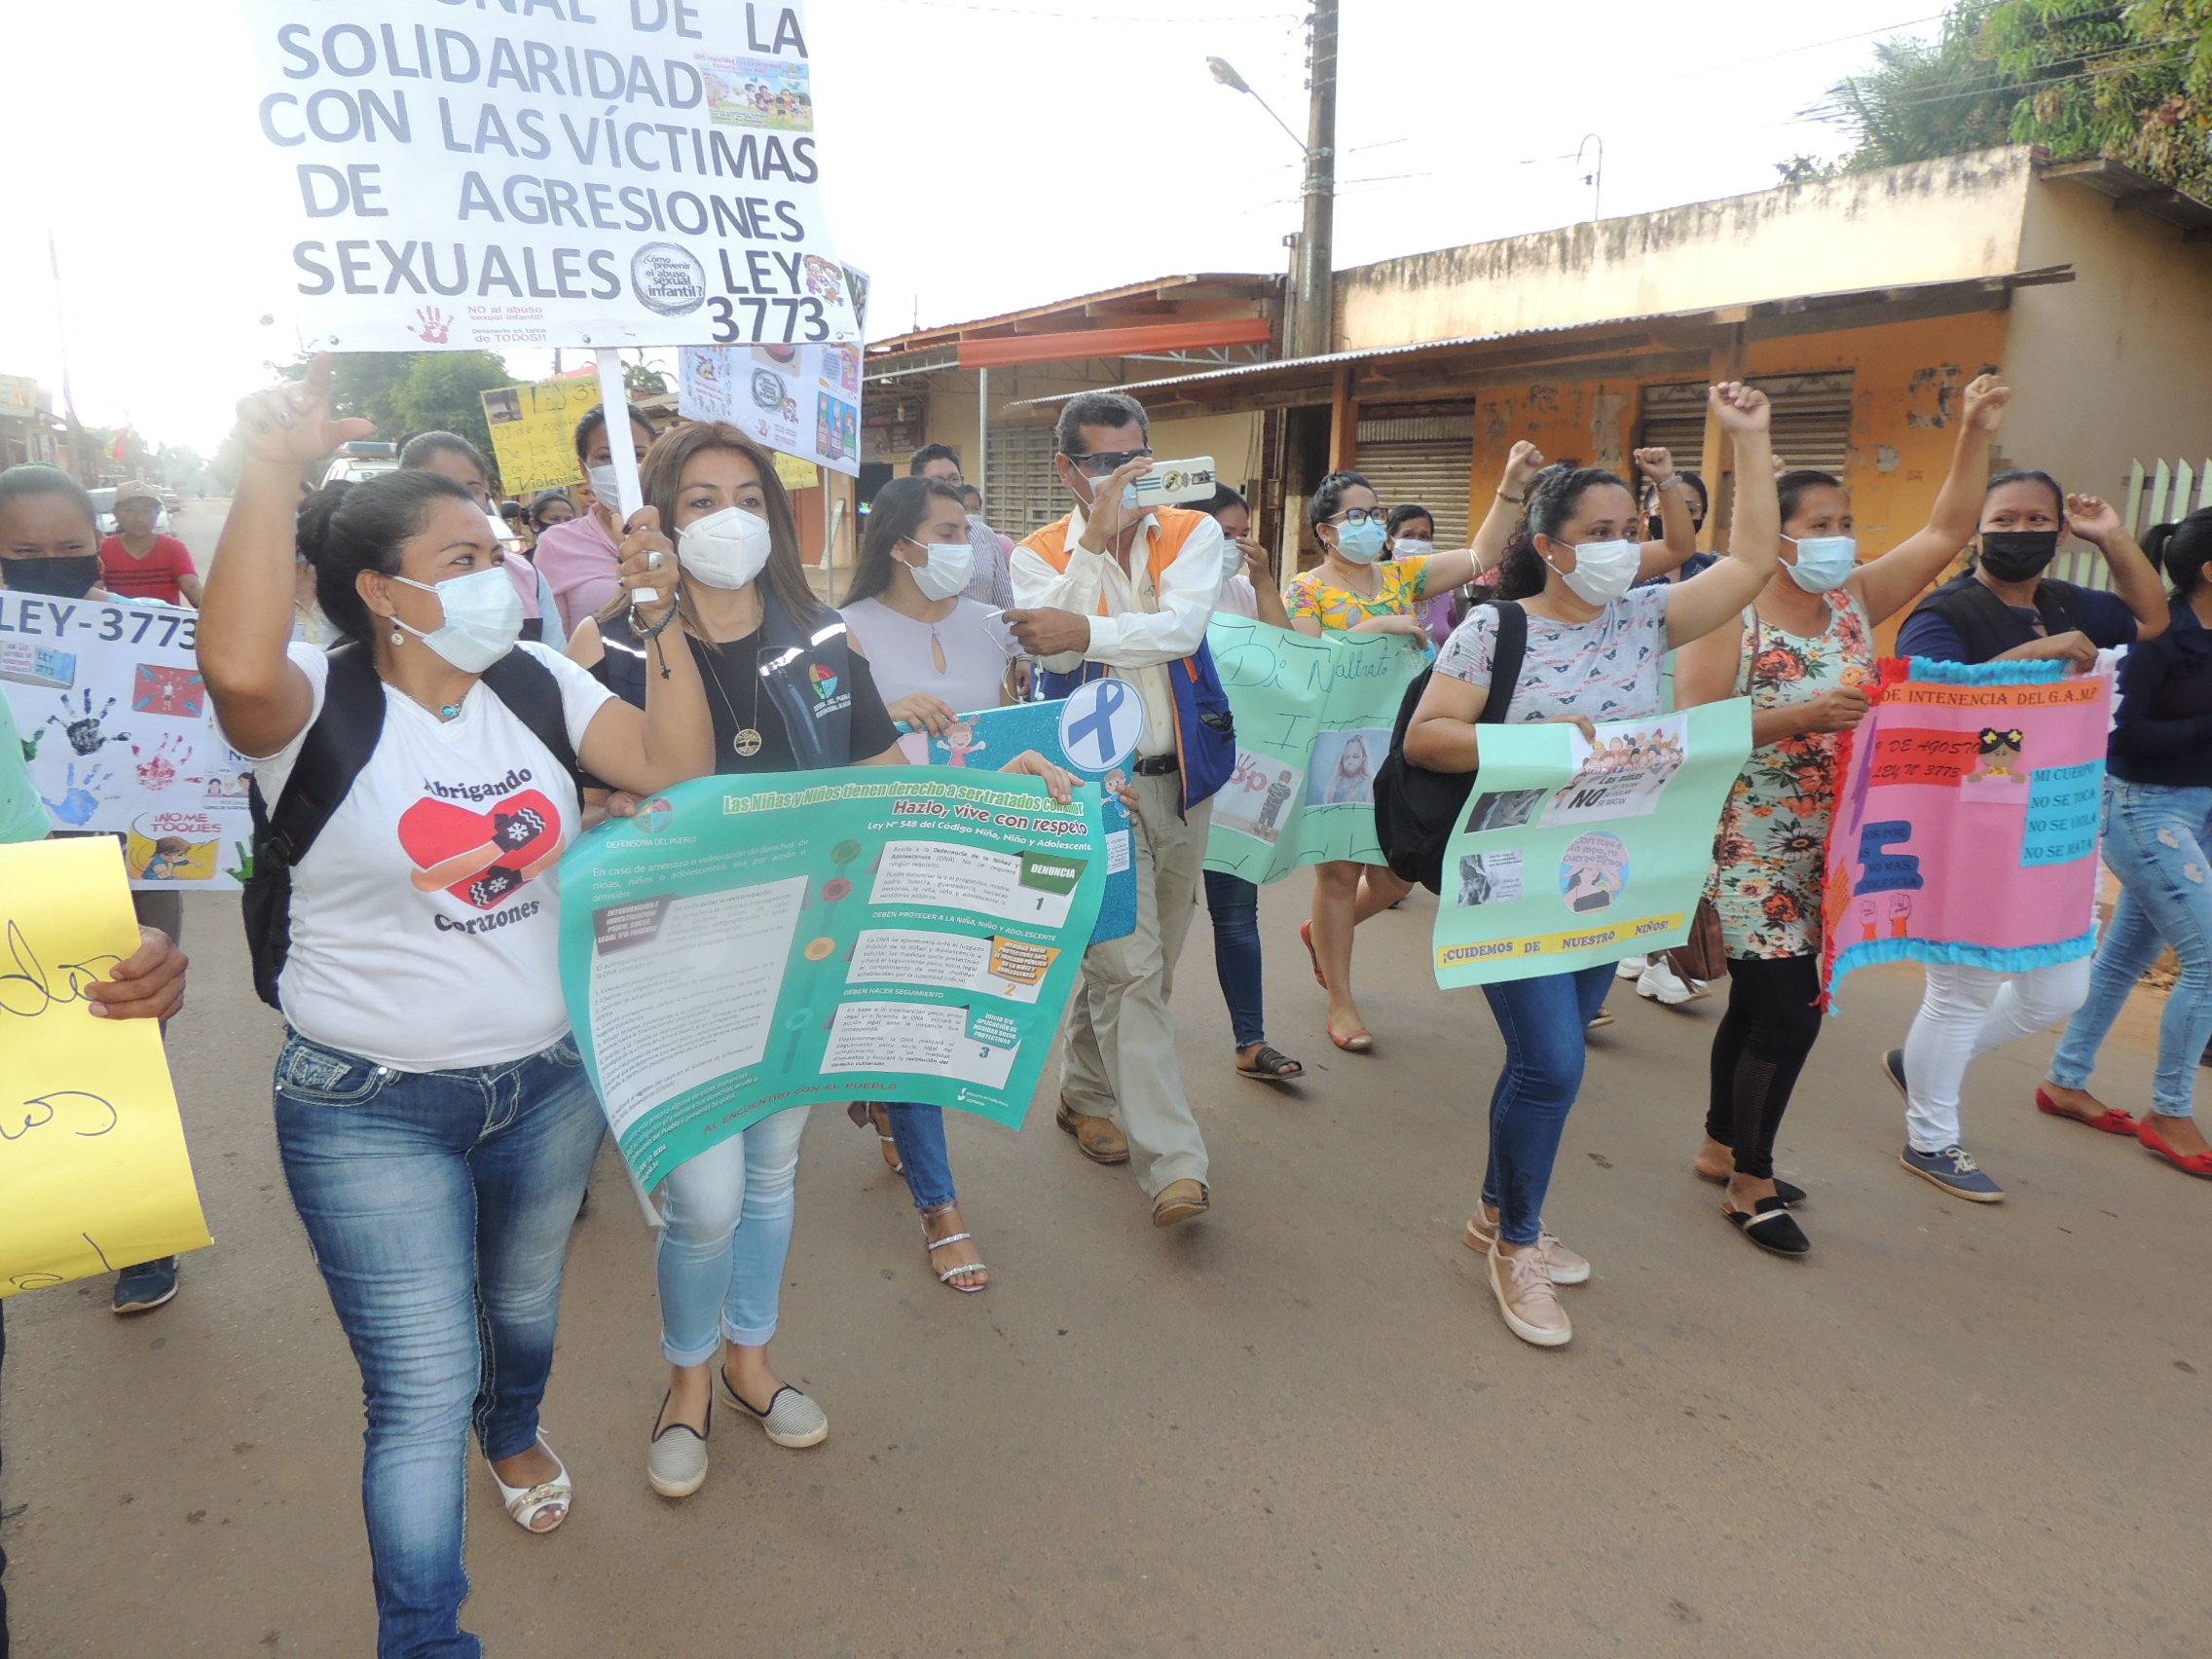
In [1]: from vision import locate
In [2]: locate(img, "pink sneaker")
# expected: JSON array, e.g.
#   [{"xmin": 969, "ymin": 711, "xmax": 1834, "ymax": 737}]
[
  {"xmin": 1488, "ymin": 1242, "xmax": 1572, "ymax": 1347},
  {"xmin": 1463, "ymin": 1206, "xmax": 1592, "ymax": 1285}
]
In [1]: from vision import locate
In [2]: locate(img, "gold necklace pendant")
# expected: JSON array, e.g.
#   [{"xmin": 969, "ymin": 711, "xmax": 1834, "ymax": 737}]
[{"xmin": 732, "ymin": 727, "xmax": 763, "ymax": 756}]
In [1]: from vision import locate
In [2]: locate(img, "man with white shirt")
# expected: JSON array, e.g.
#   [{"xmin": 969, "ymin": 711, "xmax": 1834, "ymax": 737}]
[{"xmin": 1004, "ymin": 392, "xmax": 1237, "ymax": 1228}]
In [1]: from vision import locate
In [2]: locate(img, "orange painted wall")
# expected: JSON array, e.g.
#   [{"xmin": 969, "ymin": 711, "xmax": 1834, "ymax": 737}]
[{"xmin": 1465, "ymin": 311, "xmax": 2010, "ymax": 563}]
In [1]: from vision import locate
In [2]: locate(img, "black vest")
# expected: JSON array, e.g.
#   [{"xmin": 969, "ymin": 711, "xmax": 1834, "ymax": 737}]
[{"xmin": 1907, "ymin": 571, "xmax": 2097, "ymax": 666}]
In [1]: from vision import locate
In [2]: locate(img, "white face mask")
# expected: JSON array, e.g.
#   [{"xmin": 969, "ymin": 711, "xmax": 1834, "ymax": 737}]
[
  {"xmin": 586, "ymin": 463, "xmax": 622, "ymax": 511},
  {"xmin": 1220, "ymin": 535, "xmax": 1249, "ymax": 582},
  {"xmin": 905, "ymin": 537, "xmax": 975, "ymax": 601},
  {"xmin": 1784, "ymin": 534, "xmax": 1858, "ymax": 593},
  {"xmin": 1543, "ymin": 536, "xmax": 1640, "ymax": 606},
  {"xmin": 680, "ymin": 506, "xmax": 774, "ymax": 591},
  {"xmin": 392, "ymin": 565, "xmax": 524, "ymax": 673},
  {"xmin": 1391, "ymin": 537, "xmax": 1435, "ymax": 559}
]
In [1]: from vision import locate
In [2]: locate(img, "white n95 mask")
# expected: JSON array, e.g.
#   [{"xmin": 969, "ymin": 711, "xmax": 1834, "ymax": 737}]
[
  {"xmin": 908, "ymin": 539, "xmax": 975, "ymax": 601},
  {"xmin": 392, "ymin": 565, "xmax": 525, "ymax": 673},
  {"xmin": 1544, "ymin": 537, "xmax": 1640, "ymax": 606},
  {"xmin": 680, "ymin": 506, "xmax": 774, "ymax": 591}
]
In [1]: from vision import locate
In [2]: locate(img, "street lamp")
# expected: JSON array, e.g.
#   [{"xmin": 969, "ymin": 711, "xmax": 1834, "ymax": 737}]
[
  {"xmin": 1574, "ymin": 132, "xmax": 1604, "ymax": 223},
  {"xmin": 1207, "ymin": 56, "xmax": 1307, "ymax": 155}
]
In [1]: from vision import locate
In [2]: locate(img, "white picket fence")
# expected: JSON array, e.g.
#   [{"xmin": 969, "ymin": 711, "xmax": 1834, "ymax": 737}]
[{"xmin": 2050, "ymin": 458, "xmax": 2212, "ymax": 589}]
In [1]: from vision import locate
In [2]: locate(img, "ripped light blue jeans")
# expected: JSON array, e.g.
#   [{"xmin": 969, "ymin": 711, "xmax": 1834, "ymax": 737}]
[
  {"xmin": 655, "ymin": 1107, "xmax": 810, "ymax": 1365},
  {"xmin": 2048, "ymin": 780, "xmax": 2212, "ymax": 1117}
]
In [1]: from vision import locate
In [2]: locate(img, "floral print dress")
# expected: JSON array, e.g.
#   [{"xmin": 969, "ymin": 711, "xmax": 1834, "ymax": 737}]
[{"xmin": 1708, "ymin": 591, "xmax": 1874, "ymax": 959}]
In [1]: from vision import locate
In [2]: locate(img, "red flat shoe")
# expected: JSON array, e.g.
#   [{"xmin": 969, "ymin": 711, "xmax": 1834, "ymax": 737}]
[
  {"xmin": 1299, "ymin": 919, "xmax": 1326, "ymax": 988},
  {"xmin": 2034, "ymin": 1086, "xmax": 2139, "ymax": 1136},
  {"xmin": 2138, "ymin": 1116, "xmax": 2212, "ymax": 1177}
]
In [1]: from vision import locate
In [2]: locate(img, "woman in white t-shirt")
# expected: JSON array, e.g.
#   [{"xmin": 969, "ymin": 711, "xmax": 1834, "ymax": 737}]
[
  {"xmin": 1404, "ymin": 384, "xmax": 1781, "ymax": 1352},
  {"xmin": 197, "ymin": 358, "xmax": 715, "ymax": 1658}
]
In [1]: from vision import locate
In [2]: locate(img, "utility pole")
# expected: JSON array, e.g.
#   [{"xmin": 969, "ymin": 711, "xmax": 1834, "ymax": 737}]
[{"xmin": 1294, "ymin": 0, "xmax": 1338, "ymax": 360}]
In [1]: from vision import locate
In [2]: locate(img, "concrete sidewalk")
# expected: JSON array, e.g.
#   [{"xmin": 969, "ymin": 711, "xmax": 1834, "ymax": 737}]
[{"xmin": 5, "ymin": 883, "xmax": 2205, "ymax": 1656}]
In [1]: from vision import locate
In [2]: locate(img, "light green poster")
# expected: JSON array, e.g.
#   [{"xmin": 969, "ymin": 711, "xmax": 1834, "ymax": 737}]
[
  {"xmin": 559, "ymin": 767, "xmax": 1106, "ymax": 1187},
  {"xmin": 1431, "ymin": 700, "xmax": 1751, "ymax": 987},
  {"xmin": 1203, "ymin": 616, "xmax": 1427, "ymax": 882}
]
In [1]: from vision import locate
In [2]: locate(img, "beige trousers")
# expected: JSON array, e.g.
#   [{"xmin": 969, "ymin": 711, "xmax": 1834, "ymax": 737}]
[{"xmin": 1058, "ymin": 769, "xmax": 1210, "ymax": 1196}]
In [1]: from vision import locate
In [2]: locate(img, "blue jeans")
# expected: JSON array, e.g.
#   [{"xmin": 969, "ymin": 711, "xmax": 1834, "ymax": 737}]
[
  {"xmin": 273, "ymin": 1031, "xmax": 605, "ymax": 1659},
  {"xmin": 2049, "ymin": 780, "xmax": 2212, "ymax": 1117},
  {"xmin": 656, "ymin": 1107, "xmax": 809, "ymax": 1365},
  {"xmin": 885, "ymin": 1105, "xmax": 957, "ymax": 1210},
  {"xmin": 1478, "ymin": 964, "xmax": 1616, "ymax": 1245},
  {"xmin": 1203, "ymin": 868, "xmax": 1267, "ymax": 1050}
]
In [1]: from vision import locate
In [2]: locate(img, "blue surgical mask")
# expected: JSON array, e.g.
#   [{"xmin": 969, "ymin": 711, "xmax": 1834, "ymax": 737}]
[
  {"xmin": 1785, "ymin": 535, "xmax": 1858, "ymax": 593},
  {"xmin": 1334, "ymin": 519, "xmax": 1387, "ymax": 564},
  {"xmin": 392, "ymin": 565, "xmax": 525, "ymax": 673}
]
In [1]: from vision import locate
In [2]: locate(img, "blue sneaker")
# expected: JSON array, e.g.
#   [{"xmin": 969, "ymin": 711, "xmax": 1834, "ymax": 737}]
[
  {"xmin": 1899, "ymin": 1145, "xmax": 2005, "ymax": 1203},
  {"xmin": 112, "ymin": 1257, "xmax": 178, "ymax": 1315}
]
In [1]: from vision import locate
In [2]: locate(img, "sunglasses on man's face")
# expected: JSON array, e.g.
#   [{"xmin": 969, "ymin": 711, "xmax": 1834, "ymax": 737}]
[{"xmin": 1070, "ymin": 449, "xmax": 1154, "ymax": 477}]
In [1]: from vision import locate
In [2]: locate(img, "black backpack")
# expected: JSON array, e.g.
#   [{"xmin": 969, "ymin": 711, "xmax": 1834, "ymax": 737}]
[
  {"xmin": 1372, "ymin": 601, "xmax": 1527, "ymax": 894},
  {"xmin": 241, "ymin": 642, "xmax": 584, "ymax": 1010}
]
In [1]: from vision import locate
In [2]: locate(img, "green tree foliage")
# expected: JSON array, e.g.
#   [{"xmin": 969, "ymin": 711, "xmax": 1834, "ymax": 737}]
[
  {"xmin": 623, "ymin": 357, "xmax": 670, "ymax": 397},
  {"xmin": 1989, "ymin": 0, "xmax": 2212, "ymax": 198},
  {"xmin": 1809, "ymin": 2, "xmax": 2026, "ymax": 171},
  {"xmin": 388, "ymin": 351, "xmax": 513, "ymax": 461}
]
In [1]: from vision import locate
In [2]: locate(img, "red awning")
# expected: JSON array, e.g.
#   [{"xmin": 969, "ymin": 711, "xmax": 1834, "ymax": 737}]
[{"xmin": 956, "ymin": 316, "xmax": 1274, "ymax": 370}]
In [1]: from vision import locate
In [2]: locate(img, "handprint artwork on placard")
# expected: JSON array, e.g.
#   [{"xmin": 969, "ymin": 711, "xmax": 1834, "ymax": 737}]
[
  {"xmin": 40, "ymin": 761, "xmax": 117, "ymax": 827},
  {"xmin": 49, "ymin": 690, "xmax": 129, "ymax": 756},
  {"xmin": 131, "ymin": 733, "xmax": 198, "ymax": 792}
]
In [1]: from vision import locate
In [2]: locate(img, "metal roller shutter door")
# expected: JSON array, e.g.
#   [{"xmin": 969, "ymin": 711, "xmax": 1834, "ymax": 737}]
[
  {"xmin": 1638, "ymin": 373, "xmax": 1855, "ymax": 478},
  {"xmin": 1353, "ymin": 408, "xmax": 1474, "ymax": 547},
  {"xmin": 984, "ymin": 423, "xmax": 1065, "ymax": 539}
]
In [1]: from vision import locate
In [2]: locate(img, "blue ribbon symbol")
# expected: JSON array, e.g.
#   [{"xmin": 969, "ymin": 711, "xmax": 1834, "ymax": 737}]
[{"xmin": 1066, "ymin": 679, "xmax": 1134, "ymax": 768}]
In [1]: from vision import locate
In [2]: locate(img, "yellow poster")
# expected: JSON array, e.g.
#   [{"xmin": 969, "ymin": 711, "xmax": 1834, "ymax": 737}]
[
  {"xmin": 480, "ymin": 373, "xmax": 604, "ymax": 498},
  {"xmin": 0, "ymin": 837, "xmax": 212, "ymax": 1297},
  {"xmin": 774, "ymin": 452, "xmax": 820, "ymax": 493}
]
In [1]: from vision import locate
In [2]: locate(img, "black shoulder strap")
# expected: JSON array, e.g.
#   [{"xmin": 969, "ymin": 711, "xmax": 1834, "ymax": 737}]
[
  {"xmin": 1478, "ymin": 601, "xmax": 1527, "ymax": 726},
  {"xmin": 2033, "ymin": 578, "xmax": 2093, "ymax": 638},
  {"xmin": 481, "ymin": 647, "xmax": 584, "ymax": 785},
  {"xmin": 261, "ymin": 641, "xmax": 386, "ymax": 873}
]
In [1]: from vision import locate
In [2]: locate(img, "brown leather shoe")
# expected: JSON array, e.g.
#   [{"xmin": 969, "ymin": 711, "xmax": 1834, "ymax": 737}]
[
  {"xmin": 1151, "ymin": 1179, "xmax": 1209, "ymax": 1228},
  {"xmin": 1055, "ymin": 1100, "xmax": 1127, "ymax": 1164}
]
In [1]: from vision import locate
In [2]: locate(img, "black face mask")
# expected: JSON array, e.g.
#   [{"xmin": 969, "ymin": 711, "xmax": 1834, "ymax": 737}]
[
  {"xmin": 1978, "ymin": 530, "xmax": 2059, "ymax": 583},
  {"xmin": 2, "ymin": 555, "xmax": 101, "ymax": 598}
]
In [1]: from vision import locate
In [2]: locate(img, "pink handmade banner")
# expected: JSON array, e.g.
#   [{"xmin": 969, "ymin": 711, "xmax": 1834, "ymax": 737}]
[{"xmin": 1821, "ymin": 657, "xmax": 2112, "ymax": 1001}]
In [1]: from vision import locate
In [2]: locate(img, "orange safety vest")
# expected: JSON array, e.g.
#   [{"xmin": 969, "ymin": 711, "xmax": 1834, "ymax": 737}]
[{"xmin": 1017, "ymin": 506, "xmax": 1206, "ymax": 596}]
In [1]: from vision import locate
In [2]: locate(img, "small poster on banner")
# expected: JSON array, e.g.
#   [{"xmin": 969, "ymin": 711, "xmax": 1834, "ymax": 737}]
[
  {"xmin": 679, "ymin": 269, "xmax": 868, "ymax": 477},
  {"xmin": 243, "ymin": 0, "xmax": 855, "ymax": 352}
]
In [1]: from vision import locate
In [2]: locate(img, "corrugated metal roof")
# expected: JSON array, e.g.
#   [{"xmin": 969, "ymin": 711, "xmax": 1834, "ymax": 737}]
[{"xmin": 866, "ymin": 272, "xmax": 1276, "ymax": 355}]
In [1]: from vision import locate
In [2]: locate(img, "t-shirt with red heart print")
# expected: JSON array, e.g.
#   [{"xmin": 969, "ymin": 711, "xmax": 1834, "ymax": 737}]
[{"xmin": 243, "ymin": 642, "xmax": 614, "ymax": 1071}]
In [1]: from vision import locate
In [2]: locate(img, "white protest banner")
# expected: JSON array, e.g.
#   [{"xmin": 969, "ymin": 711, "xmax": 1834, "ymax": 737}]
[
  {"xmin": 244, "ymin": 0, "xmax": 857, "ymax": 352},
  {"xmin": 1, "ymin": 597, "xmax": 256, "ymax": 893}
]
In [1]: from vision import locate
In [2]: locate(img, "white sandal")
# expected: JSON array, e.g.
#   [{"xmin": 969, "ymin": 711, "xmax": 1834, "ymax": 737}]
[
  {"xmin": 488, "ymin": 1434, "xmax": 571, "ymax": 1533},
  {"xmin": 923, "ymin": 1204, "xmax": 988, "ymax": 1294}
]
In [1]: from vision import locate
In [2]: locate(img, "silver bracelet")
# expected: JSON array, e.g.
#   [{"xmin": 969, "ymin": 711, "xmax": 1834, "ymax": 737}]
[{"xmin": 1656, "ymin": 474, "xmax": 1684, "ymax": 493}]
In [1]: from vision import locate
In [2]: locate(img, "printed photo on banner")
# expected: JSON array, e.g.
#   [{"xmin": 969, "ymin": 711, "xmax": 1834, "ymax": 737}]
[
  {"xmin": 1201, "ymin": 616, "xmax": 1423, "ymax": 883},
  {"xmin": 1539, "ymin": 713, "xmax": 1690, "ymax": 827},
  {"xmin": 679, "ymin": 282, "xmax": 867, "ymax": 479},
  {"xmin": 1, "ymin": 596, "xmax": 255, "ymax": 890},
  {"xmin": 1431, "ymin": 700, "xmax": 1751, "ymax": 988},
  {"xmin": 244, "ymin": 0, "xmax": 857, "ymax": 352}
]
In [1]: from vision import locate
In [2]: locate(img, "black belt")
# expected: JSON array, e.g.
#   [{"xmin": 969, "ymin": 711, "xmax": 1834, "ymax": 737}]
[{"xmin": 1131, "ymin": 754, "xmax": 1180, "ymax": 776}]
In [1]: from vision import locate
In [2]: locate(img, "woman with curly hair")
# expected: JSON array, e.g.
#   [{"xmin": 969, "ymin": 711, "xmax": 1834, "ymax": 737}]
[{"xmin": 1672, "ymin": 374, "xmax": 2014, "ymax": 1253}]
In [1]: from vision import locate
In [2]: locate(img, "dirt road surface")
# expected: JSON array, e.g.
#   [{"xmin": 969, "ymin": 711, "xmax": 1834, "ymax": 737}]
[{"xmin": 5, "ymin": 525, "xmax": 2205, "ymax": 1654}]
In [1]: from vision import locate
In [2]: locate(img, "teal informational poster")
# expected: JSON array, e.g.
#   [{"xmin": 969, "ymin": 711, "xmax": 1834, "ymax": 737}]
[
  {"xmin": 559, "ymin": 767, "xmax": 1106, "ymax": 1187},
  {"xmin": 1203, "ymin": 616, "xmax": 1427, "ymax": 883},
  {"xmin": 1430, "ymin": 700, "xmax": 1751, "ymax": 988}
]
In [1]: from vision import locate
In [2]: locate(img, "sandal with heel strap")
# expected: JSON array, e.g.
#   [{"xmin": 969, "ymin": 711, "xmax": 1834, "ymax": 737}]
[
  {"xmin": 846, "ymin": 1100, "xmax": 903, "ymax": 1173},
  {"xmin": 922, "ymin": 1203, "xmax": 988, "ymax": 1294},
  {"xmin": 488, "ymin": 1434, "xmax": 572, "ymax": 1532}
]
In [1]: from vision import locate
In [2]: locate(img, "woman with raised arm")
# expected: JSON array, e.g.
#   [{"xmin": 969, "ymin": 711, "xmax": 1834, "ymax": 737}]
[
  {"xmin": 1875, "ymin": 461, "xmax": 2169, "ymax": 1203},
  {"xmin": 1402, "ymin": 384, "xmax": 1782, "ymax": 1349},
  {"xmin": 196, "ymin": 357, "xmax": 714, "ymax": 1659},
  {"xmin": 2040, "ymin": 508, "xmax": 2212, "ymax": 1177},
  {"xmin": 568, "ymin": 424, "xmax": 1076, "ymax": 1496},
  {"xmin": 1674, "ymin": 374, "xmax": 2014, "ymax": 1254}
]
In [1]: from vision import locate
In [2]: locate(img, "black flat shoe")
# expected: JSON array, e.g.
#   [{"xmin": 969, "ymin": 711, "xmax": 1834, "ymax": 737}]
[
  {"xmin": 1722, "ymin": 1198, "xmax": 1811, "ymax": 1256},
  {"xmin": 1698, "ymin": 1170, "xmax": 1807, "ymax": 1205}
]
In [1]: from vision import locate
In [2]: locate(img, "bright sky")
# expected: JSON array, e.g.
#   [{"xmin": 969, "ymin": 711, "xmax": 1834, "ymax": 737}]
[{"xmin": 2, "ymin": 0, "xmax": 1944, "ymax": 458}]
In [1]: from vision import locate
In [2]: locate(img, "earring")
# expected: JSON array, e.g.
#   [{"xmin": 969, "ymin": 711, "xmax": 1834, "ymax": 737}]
[{"xmin": 390, "ymin": 627, "xmax": 404, "ymax": 647}]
